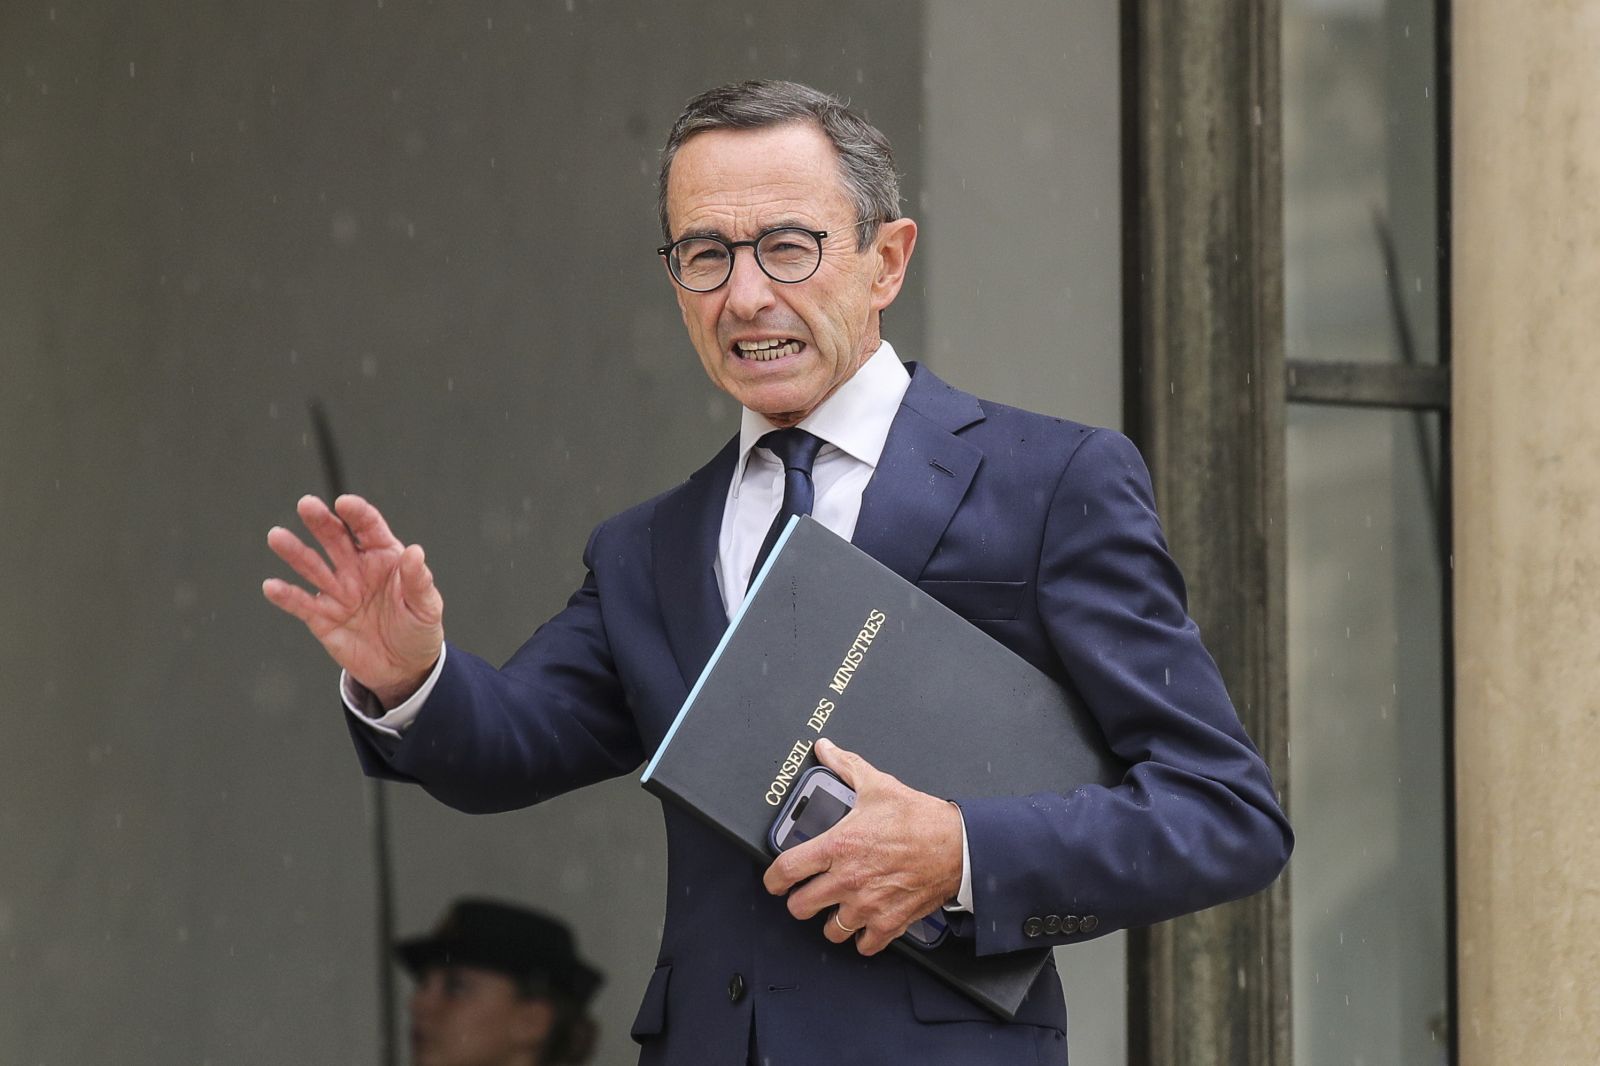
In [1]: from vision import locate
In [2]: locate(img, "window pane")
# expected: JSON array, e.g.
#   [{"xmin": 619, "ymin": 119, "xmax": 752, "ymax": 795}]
[
  {"xmin": 1285, "ymin": 0, "xmax": 1451, "ymax": 1054},
  {"xmin": 1287, "ymin": 404, "xmax": 1449, "ymax": 1064},
  {"xmin": 1284, "ymin": 0, "xmax": 1441, "ymax": 367}
]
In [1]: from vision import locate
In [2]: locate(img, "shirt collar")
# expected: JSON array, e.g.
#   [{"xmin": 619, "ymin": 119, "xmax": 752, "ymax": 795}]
[{"xmin": 732, "ymin": 341, "xmax": 912, "ymax": 490}]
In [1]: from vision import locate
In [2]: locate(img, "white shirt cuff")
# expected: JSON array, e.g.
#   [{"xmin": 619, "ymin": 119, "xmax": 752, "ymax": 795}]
[
  {"xmin": 944, "ymin": 803, "xmax": 975, "ymax": 914},
  {"xmin": 340, "ymin": 646, "xmax": 448, "ymax": 738}
]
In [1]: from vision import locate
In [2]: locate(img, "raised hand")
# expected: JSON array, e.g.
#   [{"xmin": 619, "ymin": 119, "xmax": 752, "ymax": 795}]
[
  {"xmin": 762, "ymin": 738, "xmax": 966, "ymax": 956},
  {"xmin": 263, "ymin": 494, "xmax": 444, "ymax": 708}
]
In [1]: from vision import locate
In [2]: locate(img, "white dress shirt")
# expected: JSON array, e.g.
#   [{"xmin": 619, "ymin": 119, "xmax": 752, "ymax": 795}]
[
  {"xmin": 714, "ymin": 340, "xmax": 910, "ymax": 616},
  {"xmin": 341, "ymin": 340, "xmax": 974, "ymax": 909}
]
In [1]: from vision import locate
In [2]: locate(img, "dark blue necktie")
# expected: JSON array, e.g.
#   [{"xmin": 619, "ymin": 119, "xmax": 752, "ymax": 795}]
[{"xmin": 749, "ymin": 428, "xmax": 825, "ymax": 584}]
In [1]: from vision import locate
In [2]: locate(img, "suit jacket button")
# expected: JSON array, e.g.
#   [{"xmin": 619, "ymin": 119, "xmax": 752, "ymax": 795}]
[
  {"xmin": 728, "ymin": 973, "xmax": 746, "ymax": 1004},
  {"xmin": 1062, "ymin": 914, "xmax": 1080, "ymax": 934},
  {"xmin": 1023, "ymin": 917, "xmax": 1044, "ymax": 938},
  {"xmin": 1080, "ymin": 915, "xmax": 1099, "ymax": 933},
  {"xmin": 1043, "ymin": 914, "xmax": 1062, "ymax": 935}
]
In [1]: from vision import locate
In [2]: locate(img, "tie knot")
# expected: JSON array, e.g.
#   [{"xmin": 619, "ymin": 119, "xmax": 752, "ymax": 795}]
[{"xmin": 757, "ymin": 428, "xmax": 824, "ymax": 474}]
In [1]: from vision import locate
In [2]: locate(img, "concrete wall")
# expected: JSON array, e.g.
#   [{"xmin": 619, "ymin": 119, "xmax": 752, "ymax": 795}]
[
  {"xmin": 922, "ymin": 0, "xmax": 1122, "ymax": 418},
  {"xmin": 0, "ymin": 2, "xmax": 1122, "ymax": 1063},
  {"xmin": 1453, "ymin": 1, "xmax": 1600, "ymax": 1061},
  {"xmin": 921, "ymin": 4, "xmax": 1125, "ymax": 1063},
  {"xmin": 0, "ymin": 4, "xmax": 925, "ymax": 1062}
]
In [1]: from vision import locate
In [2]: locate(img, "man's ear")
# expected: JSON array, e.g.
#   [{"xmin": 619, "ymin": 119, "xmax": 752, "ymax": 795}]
[{"xmin": 869, "ymin": 217, "xmax": 918, "ymax": 313}]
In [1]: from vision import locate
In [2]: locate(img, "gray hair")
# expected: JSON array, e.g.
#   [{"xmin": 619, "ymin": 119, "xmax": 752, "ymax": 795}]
[{"xmin": 657, "ymin": 80, "xmax": 900, "ymax": 250}]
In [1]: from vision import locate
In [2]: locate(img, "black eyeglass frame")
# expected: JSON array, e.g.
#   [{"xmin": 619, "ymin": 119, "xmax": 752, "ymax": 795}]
[{"xmin": 655, "ymin": 220, "xmax": 876, "ymax": 293}]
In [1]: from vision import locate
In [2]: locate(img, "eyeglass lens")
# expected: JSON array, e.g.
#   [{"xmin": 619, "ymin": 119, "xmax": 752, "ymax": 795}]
[{"xmin": 668, "ymin": 228, "xmax": 822, "ymax": 291}]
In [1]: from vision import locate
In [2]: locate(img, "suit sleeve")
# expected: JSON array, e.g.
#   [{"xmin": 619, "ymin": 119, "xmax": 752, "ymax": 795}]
[
  {"xmin": 955, "ymin": 429, "xmax": 1291, "ymax": 955},
  {"xmin": 345, "ymin": 522, "xmax": 646, "ymax": 814}
]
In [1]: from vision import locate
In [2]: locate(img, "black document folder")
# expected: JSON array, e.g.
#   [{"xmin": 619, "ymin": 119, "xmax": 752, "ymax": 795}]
[{"xmin": 640, "ymin": 516, "xmax": 1123, "ymax": 1019}]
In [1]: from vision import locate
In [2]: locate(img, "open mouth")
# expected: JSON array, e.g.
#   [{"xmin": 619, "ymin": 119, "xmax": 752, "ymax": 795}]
[{"xmin": 733, "ymin": 337, "xmax": 803, "ymax": 362}]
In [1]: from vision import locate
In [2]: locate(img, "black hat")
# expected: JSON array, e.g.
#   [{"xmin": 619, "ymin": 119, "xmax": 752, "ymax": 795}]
[{"xmin": 396, "ymin": 899, "xmax": 604, "ymax": 1006}]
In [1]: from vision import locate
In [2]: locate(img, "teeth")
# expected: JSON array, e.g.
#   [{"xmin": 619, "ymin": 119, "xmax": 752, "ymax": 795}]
[{"xmin": 734, "ymin": 339, "xmax": 801, "ymax": 361}]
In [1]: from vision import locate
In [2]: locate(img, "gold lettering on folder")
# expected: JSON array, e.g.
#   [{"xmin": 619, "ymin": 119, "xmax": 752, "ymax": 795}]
[
  {"xmin": 760, "ymin": 610, "xmax": 888, "ymax": 805},
  {"xmin": 764, "ymin": 738, "xmax": 815, "ymax": 806},
  {"xmin": 806, "ymin": 698, "xmax": 835, "ymax": 734},
  {"xmin": 827, "ymin": 609, "xmax": 886, "ymax": 695}
]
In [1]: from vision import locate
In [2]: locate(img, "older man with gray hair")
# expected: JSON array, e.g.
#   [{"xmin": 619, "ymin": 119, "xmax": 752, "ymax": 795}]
[{"xmin": 266, "ymin": 79, "xmax": 1290, "ymax": 1065}]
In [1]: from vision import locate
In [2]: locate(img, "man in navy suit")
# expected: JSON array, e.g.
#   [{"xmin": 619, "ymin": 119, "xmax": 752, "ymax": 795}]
[{"xmin": 265, "ymin": 80, "xmax": 1290, "ymax": 1065}]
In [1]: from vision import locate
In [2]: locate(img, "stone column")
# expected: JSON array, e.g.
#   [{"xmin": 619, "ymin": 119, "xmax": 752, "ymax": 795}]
[
  {"xmin": 1123, "ymin": 2, "xmax": 1290, "ymax": 1063},
  {"xmin": 1453, "ymin": 2, "xmax": 1600, "ymax": 1061}
]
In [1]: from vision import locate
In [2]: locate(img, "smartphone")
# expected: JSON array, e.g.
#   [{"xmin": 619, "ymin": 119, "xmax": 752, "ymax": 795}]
[
  {"xmin": 768, "ymin": 765, "xmax": 856, "ymax": 853},
  {"xmin": 766, "ymin": 766, "xmax": 949, "ymax": 950}
]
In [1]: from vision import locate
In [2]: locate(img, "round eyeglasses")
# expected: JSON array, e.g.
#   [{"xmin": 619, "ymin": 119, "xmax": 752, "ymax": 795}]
[{"xmin": 656, "ymin": 222, "xmax": 873, "ymax": 293}]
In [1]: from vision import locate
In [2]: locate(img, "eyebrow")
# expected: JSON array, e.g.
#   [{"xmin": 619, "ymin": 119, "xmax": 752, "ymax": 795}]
[{"xmin": 674, "ymin": 218, "xmax": 816, "ymax": 242}]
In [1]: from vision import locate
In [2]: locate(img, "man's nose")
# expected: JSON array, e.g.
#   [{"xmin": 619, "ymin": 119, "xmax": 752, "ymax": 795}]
[{"xmin": 723, "ymin": 246, "xmax": 777, "ymax": 319}]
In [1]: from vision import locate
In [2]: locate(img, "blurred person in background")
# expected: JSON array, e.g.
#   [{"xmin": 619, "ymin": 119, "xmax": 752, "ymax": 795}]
[{"xmin": 398, "ymin": 898, "xmax": 603, "ymax": 1066}]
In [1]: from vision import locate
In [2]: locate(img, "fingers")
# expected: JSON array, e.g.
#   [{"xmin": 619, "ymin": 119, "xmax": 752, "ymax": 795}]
[
  {"xmin": 262, "ymin": 576, "xmax": 326, "ymax": 626},
  {"xmin": 396, "ymin": 544, "xmax": 443, "ymax": 625},
  {"xmin": 813, "ymin": 737, "xmax": 871, "ymax": 790},
  {"xmin": 854, "ymin": 924, "xmax": 897, "ymax": 956},
  {"xmin": 824, "ymin": 908, "xmax": 862, "ymax": 945},
  {"xmin": 296, "ymin": 495, "xmax": 362, "ymax": 573},
  {"xmin": 770, "ymin": 858, "xmax": 867, "ymax": 947},
  {"xmin": 778, "ymin": 856, "xmax": 841, "ymax": 920},
  {"xmin": 763, "ymin": 739, "xmax": 878, "ymax": 896},
  {"xmin": 268, "ymin": 495, "xmax": 434, "ymax": 634},
  {"xmin": 266, "ymin": 525, "xmax": 340, "ymax": 597},
  {"xmin": 820, "ymin": 899, "xmax": 901, "ymax": 956},
  {"xmin": 763, "ymin": 838, "xmax": 827, "ymax": 897},
  {"xmin": 766, "ymin": 755, "xmax": 963, "ymax": 957},
  {"xmin": 334, "ymin": 494, "xmax": 403, "ymax": 551}
]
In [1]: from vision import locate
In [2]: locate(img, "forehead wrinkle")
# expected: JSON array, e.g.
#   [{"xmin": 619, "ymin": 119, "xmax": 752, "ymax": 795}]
[
  {"xmin": 665, "ymin": 126, "xmax": 854, "ymax": 240},
  {"xmin": 672, "ymin": 186, "xmax": 836, "ymax": 242}
]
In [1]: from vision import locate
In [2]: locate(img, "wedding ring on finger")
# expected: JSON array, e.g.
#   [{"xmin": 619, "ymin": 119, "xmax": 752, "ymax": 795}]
[{"xmin": 833, "ymin": 911, "xmax": 861, "ymax": 935}]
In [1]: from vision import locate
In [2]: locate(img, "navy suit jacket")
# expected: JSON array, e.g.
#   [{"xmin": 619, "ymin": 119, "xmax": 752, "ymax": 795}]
[{"xmin": 350, "ymin": 363, "xmax": 1291, "ymax": 1065}]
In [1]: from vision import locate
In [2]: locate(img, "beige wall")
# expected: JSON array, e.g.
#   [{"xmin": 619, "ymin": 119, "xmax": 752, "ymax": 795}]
[{"xmin": 1453, "ymin": 2, "xmax": 1600, "ymax": 1061}]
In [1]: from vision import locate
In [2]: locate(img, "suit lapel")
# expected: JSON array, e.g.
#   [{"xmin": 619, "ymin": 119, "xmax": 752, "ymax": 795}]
[
  {"xmin": 852, "ymin": 364, "xmax": 986, "ymax": 582},
  {"xmin": 651, "ymin": 366, "xmax": 986, "ymax": 687},
  {"xmin": 652, "ymin": 434, "xmax": 739, "ymax": 690}
]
